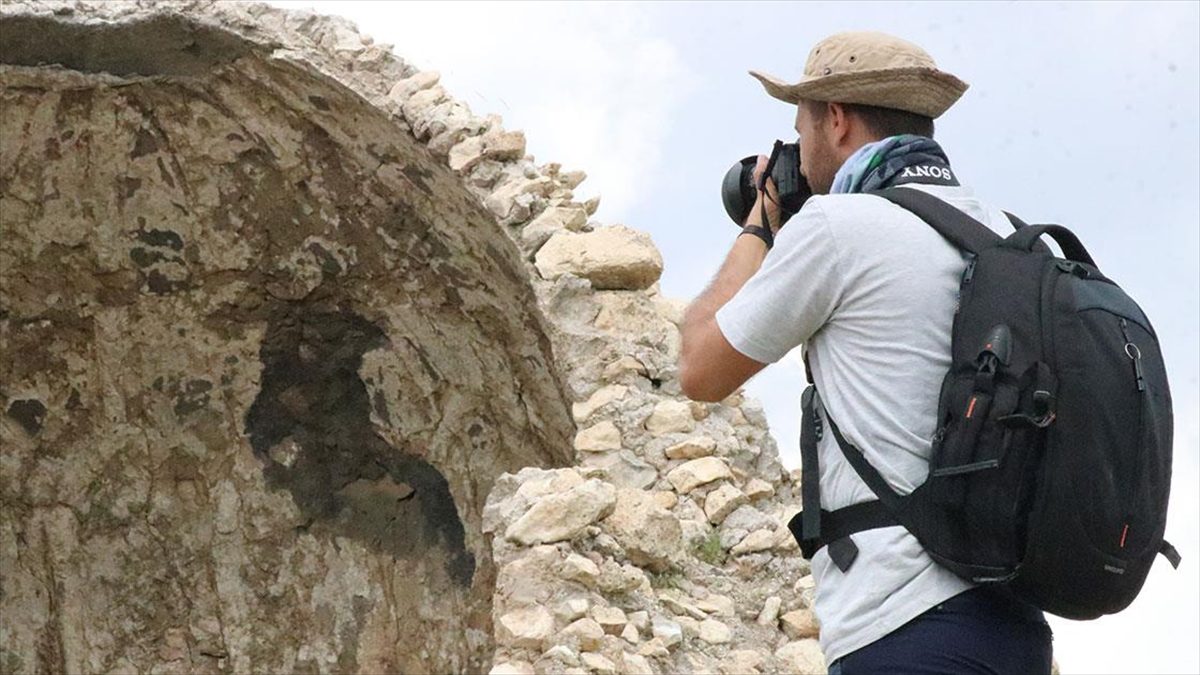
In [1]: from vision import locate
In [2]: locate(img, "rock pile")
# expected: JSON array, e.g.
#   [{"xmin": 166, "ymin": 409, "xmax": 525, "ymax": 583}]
[
  {"xmin": 375, "ymin": 13, "xmax": 830, "ymax": 675},
  {"xmin": 0, "ymin": 1, "xmax": 826, "ymax": 673}
]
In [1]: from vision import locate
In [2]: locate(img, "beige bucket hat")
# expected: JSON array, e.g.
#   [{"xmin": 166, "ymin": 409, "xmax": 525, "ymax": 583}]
[{"xmin": 750, "ymin": 31, "xmax": 968, "ymax": 118}]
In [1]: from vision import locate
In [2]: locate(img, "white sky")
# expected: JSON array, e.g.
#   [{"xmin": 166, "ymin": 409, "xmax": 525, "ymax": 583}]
[{"xmin": 267, "ymin": 2, "xmax": 1199, "ymax": 672}]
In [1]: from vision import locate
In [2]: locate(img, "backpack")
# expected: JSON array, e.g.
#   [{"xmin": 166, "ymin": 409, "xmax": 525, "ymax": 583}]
[{"xmin": 787, "ymin": 186, "xmax": 1180, "ymax": 620}]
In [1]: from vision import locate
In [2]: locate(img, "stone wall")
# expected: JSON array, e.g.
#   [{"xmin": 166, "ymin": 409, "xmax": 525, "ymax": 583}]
[{"xmin": 0, "ymin": 2, "xmax": 824, "ymax": 673}]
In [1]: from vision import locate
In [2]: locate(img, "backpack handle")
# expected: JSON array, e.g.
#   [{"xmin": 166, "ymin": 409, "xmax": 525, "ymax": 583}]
[{"xmin": 1005, "ymin": 224, "xmax": 1096, "ymax": 267}]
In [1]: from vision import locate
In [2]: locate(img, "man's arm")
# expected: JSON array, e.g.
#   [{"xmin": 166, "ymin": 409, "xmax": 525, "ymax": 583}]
[{"xmin": 679, "ymin": 157, "xmax": 779, "ymax": 402}]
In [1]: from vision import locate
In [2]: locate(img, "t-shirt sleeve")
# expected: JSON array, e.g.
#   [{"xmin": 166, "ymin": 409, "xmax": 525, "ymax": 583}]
[{"xmin": 714, "ymin": 198, "xmax": 847, "ymax": 364}]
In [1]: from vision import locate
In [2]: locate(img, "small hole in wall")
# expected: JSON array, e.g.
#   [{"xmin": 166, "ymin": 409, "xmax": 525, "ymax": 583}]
[{"xmin": 650, "ymin": 377, "xmax": 663, "ymax": 389}]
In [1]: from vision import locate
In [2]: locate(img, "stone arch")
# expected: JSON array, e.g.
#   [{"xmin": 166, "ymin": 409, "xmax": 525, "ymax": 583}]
[{"xmin": 1, "ymin": 3, "xmax": 577, "ymax": 673}]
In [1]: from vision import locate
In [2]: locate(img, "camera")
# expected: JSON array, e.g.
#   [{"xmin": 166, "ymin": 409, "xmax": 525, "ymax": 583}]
[{"xmin": 721, "ymin": 141, "xmax": 812, "ymax": 228}]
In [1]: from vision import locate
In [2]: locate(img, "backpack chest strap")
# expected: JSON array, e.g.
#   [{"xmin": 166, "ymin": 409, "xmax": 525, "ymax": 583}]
[
  {"xmin": 793, "ymin": 385, "xmax": 904, "ymax": 572},
  {"xmin": 788, "ymin": 500, "xmax": 900, "ymax": 570}
]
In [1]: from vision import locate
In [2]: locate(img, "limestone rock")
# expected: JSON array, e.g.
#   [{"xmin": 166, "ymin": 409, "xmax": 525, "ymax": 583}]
[
  {"xmin": 505, "ymin": 479, "xmax": 617, "ymax": 545},
  {"xmin": 575, "ymin": 421, "xmax": 622, "ymax": 453},
  {"xmin": 402, "ymin": 85, "xmax": 448, "ymax": 121},
  {"xmin": 638, "ymin": 638, "xmax": 671, "ymax": 659},
  {"xmin": 681, "ymin": 652, "xmax": 718, "ymax": 674},
  {"xmin": 775, "ymin": 639, "xmax": 826, "ymax": 673},
  {"xmin": 591, "ymin": 605, "xmax": 627, "ymax": 636},
  {"xmin": 451, "ymin": 126, "xmax": 530, "ymax": 172},
  {"xmin": 651, "ymin": 491, "xmax": 678, "ymax": 510},
  {"xmin": 720, "ymin": 650, "xmax": 765, "ymax": 675},
  {"xmin": 658, "ymin": 592, "xmax": 707, "ymax": 621},
  {"xmin": 496, "ymin": 546, "xmax": 566, "ymax": 607},
  {"xmin": 592, "ymin": 291, "xmax": 680, "ymax": 348},
  {"xmin": 744, "ymin": 477, "xmax": 776, "ymax": 501},
  {"xmin": 796, "ymin": 575, "xmax": 818, "ymax": 609},
  {"xmin": 485, "ymin": 175, "xmax": 554, "ymax": 225},
  {"xmin": 534, "ymin": 226, "xmax": 663, "ymax": 290},
  {"xmin": 595, "ymin": 560, "xmax": 648, "ymax": 595},
  {"xmin": 527, "ymin": 205, "xmax": 588, "ymax": 235},
  {"xmin": 664, "ymin": 436, "xmax": 717, "ymax": 460},
  {"xmin": 558, "ymin": 553, "xmax": 601, "ymax": 586},
  {"xmin": 650, "ymin": 617, "xmax": 682, "ymax": 648},
  {"xmin": 720, "ymin": 505, "xmax": 778, "ymax": 548},
  {"xmin": 757, "ymin": 596, "xmax": 783, "ymax": 626},
  {"xmin": 645, "ymin": 400, "xmax": 696, "ymax": 435},
  {"xmin": 698, "ymin": 619, "xmax": 732, "ymax": 645},
  {"xmin": 449, "ymin": 135, "xmax": 486, "ymax": 172},
  {"xmin": 676, "ymin": 615, "xmax": 701, "ymax": 639},
  {"xmin": 541, "ymin": 645, "xmax": 581, "ymax": 668},
  {"xmin": 730, "ymin": 528, "xmax": 782, "ymax": 555},
  {"xmin": 580, "ymin": 652, "xmax": 617, "ymax": 675},
  {"xmin": 622, "ymin": 652, "xmax": 655, "ymax": 675},
  {"xmin": 695, "ymin": 594, "xmax": 735, "ymax": 617},
  {"xmin": 484, "ymin": 468, "xmax": 585, "ymax": 534},
  {"xmin": 561, "ymin": 618, "xmax": 605, "ymax": 651},
  {"xmin": 628, "ymin": 611, "xmax": 651, "ymax": 634},
  {"xmin": 600, "ymin": 488, "xmax": 682, "ymax": 572},
  {"xmin": 481, "ymin": 127, "xmax": 527, "ymax": 162},
  {"xmin": 666, "ymin": 457, "xmax": 733, "ymax": 494},
  {"xmin": 387, "ymin": 69, "xmax": 441, "ymax": 102},
  {"xmin": 573, "ymin": 385, "xmax": 628, "ymax": 422},
  {"xmin": 497, "ymin": 606, "xmax": 555, "ymax": 649},
  {"xmin": 780, "ymin": 608, "xmax": 821, "ymax": 640},
  {"xmin": 722, "ymin": 505, "xmax": 777, "ymax": 533},
  {"xmin": 555, "ymin": 596, "xmax": 592, "ymax": 623},
  {"xmin": 704, "ymin": 483, "xmax": 749, "ymax": 524},
  {"xmin": 602, "ymin": 355, "xmax": 649, "ymax": 381},
  {"xmin": 581, "ymin": 450, "xmax": 658, "ymax": 490}
]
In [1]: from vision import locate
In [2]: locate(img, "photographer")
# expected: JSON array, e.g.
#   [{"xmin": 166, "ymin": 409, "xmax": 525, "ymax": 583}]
[{"xmin": 679, "ymin": 32, "xmax": 1053, "ymax": 674}]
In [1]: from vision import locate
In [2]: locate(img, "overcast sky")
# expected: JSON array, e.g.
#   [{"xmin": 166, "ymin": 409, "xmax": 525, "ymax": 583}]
[{"xmin": 268, "ymin": 2, "xmax": 1199, "ymax": 672}]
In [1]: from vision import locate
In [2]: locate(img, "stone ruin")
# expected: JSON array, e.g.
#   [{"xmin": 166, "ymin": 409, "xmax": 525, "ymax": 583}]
[{"xmin": 0, "ymin": 2, "xmax": 824, "ymax": 673}]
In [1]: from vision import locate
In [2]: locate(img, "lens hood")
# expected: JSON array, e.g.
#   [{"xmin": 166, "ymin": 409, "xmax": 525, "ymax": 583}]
[{"xmin": 722, "ymin": 155, "xmax": 759, "ymax": 226}]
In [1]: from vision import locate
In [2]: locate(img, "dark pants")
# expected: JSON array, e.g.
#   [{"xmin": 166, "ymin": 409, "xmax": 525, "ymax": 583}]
[{"xmin": 827, "ymin": 587, "xmax": 1054, "ymax": 675}]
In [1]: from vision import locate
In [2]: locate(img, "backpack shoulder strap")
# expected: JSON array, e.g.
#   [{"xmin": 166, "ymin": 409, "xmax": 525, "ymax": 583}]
[
  {"xmin": 1004, "ymin": 210, "xmax": 1030, "ymax": 230},
  {"xmin": 868, "ymin": 186, "xmax": 1003, "ymax": 255}
]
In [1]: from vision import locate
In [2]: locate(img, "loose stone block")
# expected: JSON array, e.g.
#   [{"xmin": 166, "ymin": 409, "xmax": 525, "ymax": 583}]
[{"xmin": 666, "ymin": 457, "xmax": 733, "ymax": 494}]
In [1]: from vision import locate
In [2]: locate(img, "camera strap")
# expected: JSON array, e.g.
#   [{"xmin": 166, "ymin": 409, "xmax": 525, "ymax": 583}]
[{"xmin": 749, "ymin": 140, "xmax": 786, "ymax": 246}]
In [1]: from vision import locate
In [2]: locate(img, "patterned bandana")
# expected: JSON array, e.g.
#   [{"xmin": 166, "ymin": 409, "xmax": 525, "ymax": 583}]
[{"xmin": 830, "ymin": 134, "xmax": 959, "ymax": 194}]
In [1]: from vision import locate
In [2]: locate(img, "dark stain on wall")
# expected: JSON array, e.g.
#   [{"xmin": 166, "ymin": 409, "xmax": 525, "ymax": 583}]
[{"xmin": 244, "ymin": 302, "xmax": 474, "ymax": 586}]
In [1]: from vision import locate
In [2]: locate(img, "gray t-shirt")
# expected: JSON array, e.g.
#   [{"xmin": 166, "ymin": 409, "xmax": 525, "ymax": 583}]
[{"xmin": 715, "ymin": 182, "xmax": 1014, "ymax": 663}]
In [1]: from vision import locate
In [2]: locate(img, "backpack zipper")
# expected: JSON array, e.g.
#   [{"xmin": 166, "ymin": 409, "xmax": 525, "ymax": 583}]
[
  {"xmin": 1120, "ymin": 318, "xmax": 1146, "ymax": 392},
  {"xmin": 962, "ymin": 255, "xmax": 977, "ymax": 285},
  {"xmin": 1118, "ymin": 317, "xmax": 1146, "ymax": 552}
]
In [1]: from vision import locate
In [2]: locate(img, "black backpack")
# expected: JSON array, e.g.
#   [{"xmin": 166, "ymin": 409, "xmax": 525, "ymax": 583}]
[{"xmin": 787, "ymin": 186, "xmax": 1180, "ymax": 620}]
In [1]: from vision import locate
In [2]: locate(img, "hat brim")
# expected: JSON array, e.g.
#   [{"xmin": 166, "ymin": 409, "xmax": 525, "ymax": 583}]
[{"xmin": 749, "ymin": 67, "xmax": 969, "ymax": 119}]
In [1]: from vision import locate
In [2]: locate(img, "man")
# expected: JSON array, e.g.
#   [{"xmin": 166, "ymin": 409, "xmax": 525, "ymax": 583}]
[{"xmin": 678, "ymin": 32, "xmax": 1053, "ymax": 674}]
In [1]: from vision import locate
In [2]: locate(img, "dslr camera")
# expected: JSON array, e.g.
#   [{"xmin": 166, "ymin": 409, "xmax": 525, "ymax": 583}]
[{"xmin": 721, "ymin": 140, "xmax": 813, "ymax": 228}]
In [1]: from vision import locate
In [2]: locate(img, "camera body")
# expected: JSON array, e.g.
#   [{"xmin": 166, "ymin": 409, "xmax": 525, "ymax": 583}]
[{"xmin": 721, "ymin": 142, "xmax": 812, "ymax": 228}]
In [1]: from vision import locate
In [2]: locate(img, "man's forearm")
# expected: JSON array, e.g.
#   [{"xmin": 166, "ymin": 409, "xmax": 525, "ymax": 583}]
[
  {"xmin": 682, "ymin": 233, "xmax": 768, "ymax": 336},
  {"xmin": 677, "ymin": 200, "xmax": 777, "ymax": 400}
]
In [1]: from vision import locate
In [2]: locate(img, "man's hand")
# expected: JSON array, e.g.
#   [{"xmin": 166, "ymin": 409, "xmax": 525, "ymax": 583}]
[{"xmin": 746, "ymin": 155, "xmax": 783, "ymax": 235}]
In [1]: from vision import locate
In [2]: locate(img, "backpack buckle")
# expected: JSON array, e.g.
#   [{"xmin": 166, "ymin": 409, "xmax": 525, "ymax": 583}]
[
  {"xmin": 998, "ymin": 390, "xmax": 1057, "ymax": 429},
  {"xmin": 1057, "ymin": 260, "xmax": 1090, "ymax": 278},
  {"xmin": 1032, "ymin": 390, "xmax": 1056, "ymax": 427}
]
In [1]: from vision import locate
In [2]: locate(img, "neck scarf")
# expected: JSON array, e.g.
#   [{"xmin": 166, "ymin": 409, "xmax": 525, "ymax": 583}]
[{"xmin": 830, "ymin": 134, "xmax": 959, "ymax": 194}]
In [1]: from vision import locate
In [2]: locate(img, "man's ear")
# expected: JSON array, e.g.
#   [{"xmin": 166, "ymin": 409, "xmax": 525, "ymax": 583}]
[{"xmin": 827, "ymin": 102, "xmax": 851, "ymax": 146}]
